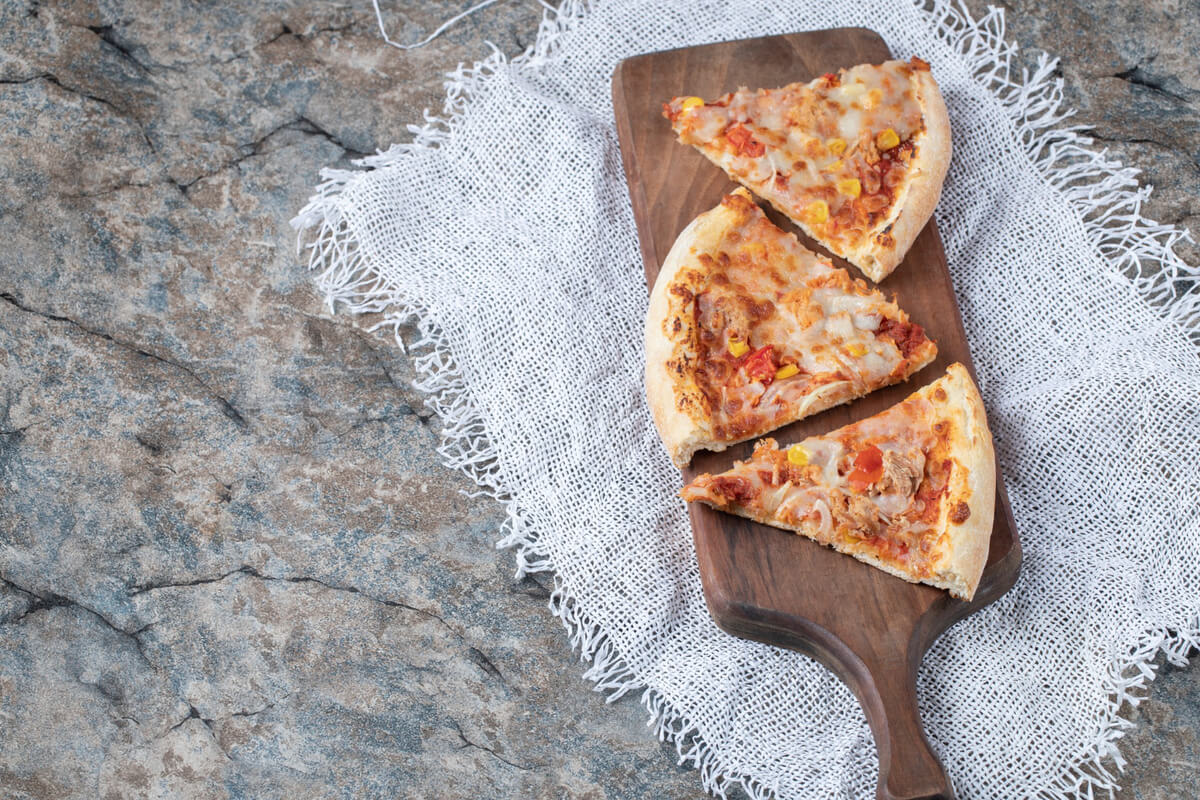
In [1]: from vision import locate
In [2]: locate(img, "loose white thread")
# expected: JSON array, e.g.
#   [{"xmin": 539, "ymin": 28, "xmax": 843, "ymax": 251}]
[{"xmin": 371, "ymin": 0, "xmax": 506, "ymax": 51}]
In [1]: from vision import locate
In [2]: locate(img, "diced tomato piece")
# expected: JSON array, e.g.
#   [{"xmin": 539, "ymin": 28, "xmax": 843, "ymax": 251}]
[
  {"xmin": 742, "ymin": 345, "xmax": 776, "ymax": 384},
  {"xmin": 875, "ymin": 318, "xmax": 927, "ymax": 358},
  {"xmin": 726, "ymin": 124, "xmax": 766, "ymax": 158},
  {"xmin": 709, "ymin": 476, "xmax": 756, "ymax": 504},
  {"xmin": 846, "ymin": 445, "xmax": 884, "ymax": 490}
]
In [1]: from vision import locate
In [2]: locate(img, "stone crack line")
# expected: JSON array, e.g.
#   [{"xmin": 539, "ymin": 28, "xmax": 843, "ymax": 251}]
[
  {"xmin": 0, "ymin": 291, "xmax": 251, "ymax": 431},
  {"xmin": 1, "ymin": 78, "xmax": 366, "ymax": 198},
  {"xmin": 0, "ymin": 575, "xmax": 286, "ymax": 756},
  {"xmin": 126, "ymin": 566, "xmax": 513, "ymax": 690},
  {"xmin": 449, "ymin": 719, "xmax": 546, "ymax": 771},
  {"xmin": 467, "ymin": 646, "xmax": 510, "ymax": 690},
  {"xmin": 169, "ymin": 692, "xmax": 293, "ymax": 736},
  {"xmin": 1111, "ymin": 63, "xmax": 1192, "ymax": 104},
  {"xmin": 165, "ymin": 704, "xmax": 232, "ymax": 761},
  {"xmin": 1087, "ymin": 132, "xmax": 1180, "ymax": 150},
  {"xmin": 86, "ymin": 24, "xmax": 154, "ymax": 74},
  {"xmin": 0, "ymin": 421, "xmax": 43, "ymax": 437},
  {"xmin": 292, "ymin": 115, "xmax": 370, "ymax": 158},
  {"xmin": 0, "ymin": 577, "xmax": 154, "ymax": 665},
  {"xmin": 1084, "ymin": 131, "xmax": 1200, "ymax": 177},
  {"xmin": 332, "ymin": 410, "xmax": 419, "ymax": 438},
  {"xmin": 304, "ymin": 315, "xmax": 437, "ymax": 428},
  {"xmin": 126, "ymin": 565, "xmax": 461, "ymax": 639},
  {"xmin": 212, "ymin": 20, "xmax": 358, "ymax": 66},
  {"xmin": 0, "ymin": 72, "xmax": 157, "ymax": 154},
  {"xmin": 168, "ymin": 703, "xmax": 214, "ymax": 735},
  {"xmin": 172, "ymin": 116, "xmax": 368, "ymax": 198}
]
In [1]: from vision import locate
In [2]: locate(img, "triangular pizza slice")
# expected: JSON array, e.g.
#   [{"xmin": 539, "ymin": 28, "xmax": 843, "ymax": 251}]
[
  {"xmin": 645, "ymin": 188, "xmax": 937, "ymax": 468},
  {"xmin": 664, "ymin": 57, "xmax": 950, "ymax": 283},
  {"xmin": 681, "ymin": 363, "xmax": 995, "ymax": 600}
]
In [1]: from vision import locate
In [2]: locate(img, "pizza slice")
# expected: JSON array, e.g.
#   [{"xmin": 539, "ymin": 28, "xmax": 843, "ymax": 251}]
[
  {"xmin": 681, "ymin": 363, "xmax": 995, "ymax": 600},
  {"xmin": 663, "ymin": 57, "xmax": 950, "ymax": 283},
  {"xmin": 645, "ymin": 188, "xmax": 937, "ymax": 468}
]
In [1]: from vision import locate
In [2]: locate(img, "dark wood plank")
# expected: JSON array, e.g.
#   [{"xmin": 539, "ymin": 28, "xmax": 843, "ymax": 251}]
[{"xmin": 613, "ymin": 29, "xmax": 1022, "ymax": 800}]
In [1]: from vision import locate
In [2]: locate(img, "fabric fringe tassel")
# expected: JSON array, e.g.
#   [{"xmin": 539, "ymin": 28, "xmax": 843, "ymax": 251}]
[
  {"xmin": 291, "ymin": 1, "xmax": 1197, "ymax": 797},
  {"xmin": 926, "ymin": 2, "xmax": 1200, "ymax": 797},
  {"xmin": 926, "ymin": 0, "xmax": 1199, "ymax": 342}
]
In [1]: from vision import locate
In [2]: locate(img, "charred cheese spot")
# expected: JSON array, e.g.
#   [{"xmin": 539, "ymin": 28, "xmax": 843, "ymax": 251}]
[
  {"xmin": 666, "ymin": 60, "xmax": 928, "ymax": 254},
  {"xmin": 660, "ymin": 191, "xmax": 936, "ymax": 452},
  {"xmin": 679, "ymin": 373, "xmax": 979, "ymax": 593},
  {"xmin": 933, "ymin": 387, "xmax": 948, "ymax": 402},
  {"xmin": 668, "ymin": 283, "xmax": 694, "ymax": 302}
]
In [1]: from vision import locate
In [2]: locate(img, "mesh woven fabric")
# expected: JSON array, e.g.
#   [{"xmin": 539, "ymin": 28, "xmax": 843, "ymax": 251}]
[{"xmin": 293, "ymin": 1, "xmax": 1200, "ymax": 797}]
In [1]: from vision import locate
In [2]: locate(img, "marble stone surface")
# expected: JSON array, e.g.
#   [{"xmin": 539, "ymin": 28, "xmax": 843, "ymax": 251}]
[{"xmin": 0, "ymin": 1, "xmax": 1195, "ymax": 798}]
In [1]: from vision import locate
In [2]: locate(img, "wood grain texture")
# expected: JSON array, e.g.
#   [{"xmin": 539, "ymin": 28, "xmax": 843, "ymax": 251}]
[{"xmin": 613, "ymin": 29, "xmax": 1022, "ymax": 800}]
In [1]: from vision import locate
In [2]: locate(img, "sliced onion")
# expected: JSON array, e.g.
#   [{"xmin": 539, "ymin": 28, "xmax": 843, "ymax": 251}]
[
  {"xmin": 776, "ymin": 487, "xmax": 810, "ymax": 520},
  {"xmin": 811, "ymin": 499, "xmax": 833, "ymax": 538},
  {"xmin": 825, "ymin": 313, "xmax": 855, "ymax": 340},
  {"xmin": 793, "ymin": 380, "xmax": 850, "ymax": 419},
  {"xmin": 853, "ymin": 311, "xmax": 882, "ymax": 331},
  {"xmin": 762, "ymin": 481, "xmax": 793, "ymax": 514},
  {"xmin": 744, "ymin": 381, "xmax": 766, "ymax": 408},
  {"xmin": 874, "ymin": 491, "xmax": 908, "ymax": 517}
]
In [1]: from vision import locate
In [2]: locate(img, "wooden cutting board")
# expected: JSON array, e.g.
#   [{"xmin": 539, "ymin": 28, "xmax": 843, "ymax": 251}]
[{"xmin": 612, "ymin": 28, "xmax": 1022, "ymax": 800}]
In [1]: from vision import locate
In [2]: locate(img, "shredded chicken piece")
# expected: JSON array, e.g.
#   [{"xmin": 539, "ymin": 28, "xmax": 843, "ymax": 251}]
[
  {"xmin": 875, "ymin": 449, "xmax": 925, "ymax": 498},
  {"xmin": 837, "ymin": 493, "xmax": 882, "ymax": 538}
]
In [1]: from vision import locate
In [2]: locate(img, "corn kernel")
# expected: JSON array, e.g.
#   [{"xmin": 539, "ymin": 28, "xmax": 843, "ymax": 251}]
[
  {"xmin": 823, "ymin": 159, "xmax": 844, "ymax": 173},
  {"xmin": 680, "ymin": 96, "xmax": 704, "ymax": 112},
  {"xmin": 837, "ymin": 177, "xmax": 862, "ymax": 198},
  {"xmin": 803, "ymin": 200, "xmax": 829, "ymax": 225},
  {"xmin": 787, "ymin": 445, "xmax": 809, "ymax": 466},
  {"xmin": 743, "ymin": 242, "xmax": 766, "ymax": 259},
  {"xmin": 774, "ymin": 363, "xmax": 799, "ymax": 380},
  {"xmin": 863, "ymin": 88, "xmax": 882, "ymax": 110},
  {"xmin": 728, "ymin": 337, "xmax": 749, "ymax": 358},
  {"xmin": 826, "ymin": 138, "xmax": 846, "ymax": 156},
  {"xmin": 876, "ymin": 128, "xmax": 900, "ymax": 150},
  {"xmin": 847, "ymin": 342, "xmax": 868, "ymax": 357}
]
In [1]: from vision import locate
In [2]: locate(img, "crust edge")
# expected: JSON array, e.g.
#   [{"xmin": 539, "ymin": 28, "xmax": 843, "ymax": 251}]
[
  {"xmin": 681, "ymin": 363, "xmax": 995, "ymax": 600},
  {"xmin": 644, "ymin": 194, "xmax": 739, "ymax": 468},
  {"xmin": 644, "ymin": 188, "xmax": 939, "ymax": 468},
  {"xmin": 846, "ymin": 68, "xmax": 952, "ymax": 282},
  {"xmin": 929, "ymin": 362, "xmax": 996, "ymax": 601}
]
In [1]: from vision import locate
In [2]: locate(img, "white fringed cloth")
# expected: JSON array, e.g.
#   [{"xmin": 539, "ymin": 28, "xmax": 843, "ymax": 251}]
[{"xmin": 293, "ymin": 2, "xmax": 1200, "ymax": 797}]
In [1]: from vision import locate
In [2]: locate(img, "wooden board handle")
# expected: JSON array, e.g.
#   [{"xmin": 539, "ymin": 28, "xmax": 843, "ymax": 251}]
[{"xmin": 860, "ymin": 663, "xmax": 954, "ymax": 800}]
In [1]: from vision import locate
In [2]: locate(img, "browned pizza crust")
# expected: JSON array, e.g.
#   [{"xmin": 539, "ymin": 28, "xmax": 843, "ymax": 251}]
[
  {"xmin": 680, "ymin": 363, "xmax": 995, "ymax": 599},
  {"xmin": 644, "ymin": 200, "xmax": 733, "ymax": 467},
  {"xmin": 844, "ymin": 68, "xmax": 952, "ymax": 283},
  {"xmin": 645, "ymin": 189, "xmax": 937, "ymax": 468},
  {"xmin": 924, "ymin": 362, "xmax": 995, "ymax": 599},
  {"xmin": 666, "ymin": 60, "xmax": 953, "ymax": 285}
]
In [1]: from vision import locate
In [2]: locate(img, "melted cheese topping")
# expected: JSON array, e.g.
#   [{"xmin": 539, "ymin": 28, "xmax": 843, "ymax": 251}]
[
  {"xmin": 682, "ymin": 390, "xmax": 954, "ymax": 577},
  {"xmin": 665, "ymin": 58, "xmax": 929, "ymax": 255},
  {"xmin": 676, "ymin": 191, "xmax": 932, "ymax": 443}
]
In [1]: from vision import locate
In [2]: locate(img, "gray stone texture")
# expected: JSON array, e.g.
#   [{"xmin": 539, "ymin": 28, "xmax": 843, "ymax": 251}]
[{"xmin": 0, "ymin": 0, "xmax": 1195, "ymax": 798}]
